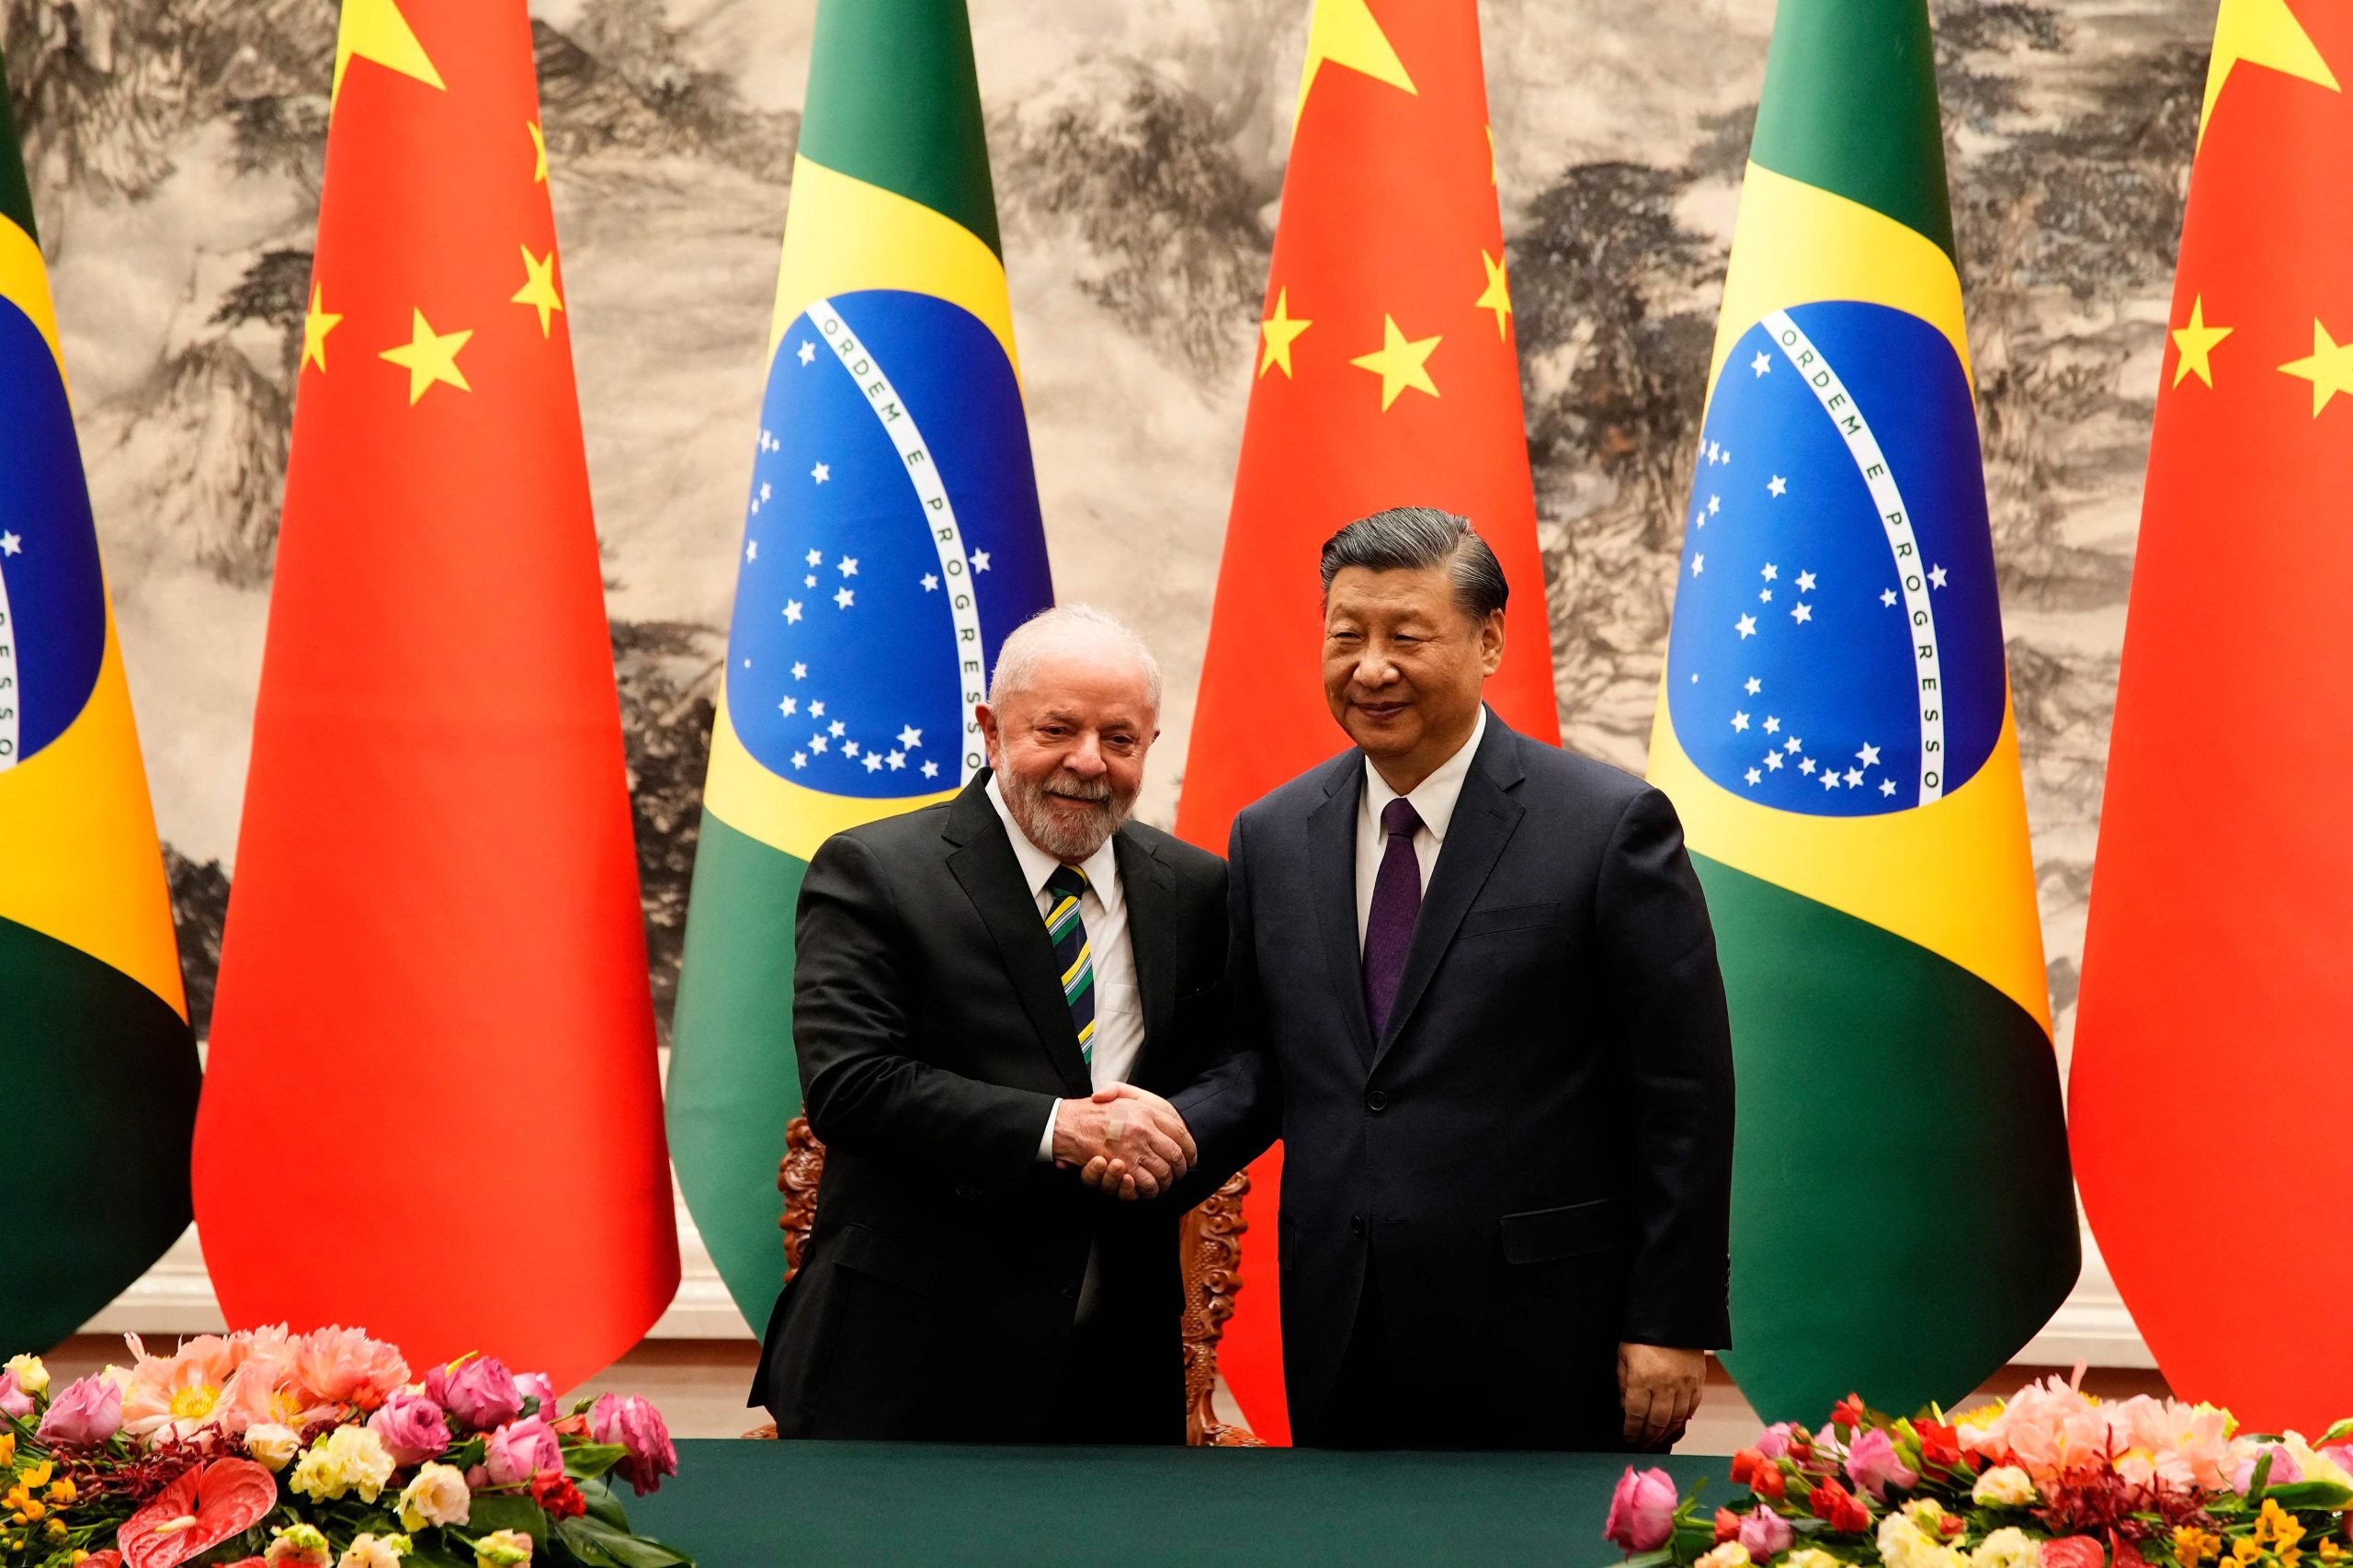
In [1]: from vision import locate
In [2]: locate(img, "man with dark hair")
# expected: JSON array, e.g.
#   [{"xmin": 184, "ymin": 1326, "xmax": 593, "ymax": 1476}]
[{"xmin": 1122, "ymin": 505, "xmax": 1735, "ymax": 1450}]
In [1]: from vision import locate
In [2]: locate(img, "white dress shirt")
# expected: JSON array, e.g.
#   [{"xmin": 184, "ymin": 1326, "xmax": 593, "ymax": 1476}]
[
  {"xmin": 986, "ymin": 778, "xmax": 1144, "ymax": 1160},
  {"xmin": 1356, "ymin": 707, "xmax": 1487, "ymax": 949}
]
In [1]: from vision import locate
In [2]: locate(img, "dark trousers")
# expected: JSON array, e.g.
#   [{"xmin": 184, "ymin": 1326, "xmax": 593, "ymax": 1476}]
[
  {"xmin": 1297, "ymin": 1251, "xmax": 1392, "ymax": 1449},
  {"xmin": 1045, "ymin": 1314, "xmax": 1181, "ymax": 1447}
]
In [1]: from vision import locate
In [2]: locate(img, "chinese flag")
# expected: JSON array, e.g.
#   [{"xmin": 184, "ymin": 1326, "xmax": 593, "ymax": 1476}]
[
  {"xmin": 1175, "ymin": 0, "xmax": 1559, "ymax": 1443},
  {"xmin": 2071, "ymin": 0, "xmax": 2353, "ymax": 1429},
  {"xmin": 193, "ymin": 0, "xmax": 677, "ymax": 1387}
]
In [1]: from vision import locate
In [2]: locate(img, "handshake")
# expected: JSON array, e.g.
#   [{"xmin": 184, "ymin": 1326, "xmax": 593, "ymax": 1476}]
[{"xmin": 1051, "ymin": 1083, "xmax": 1199, "ymax": 1200}]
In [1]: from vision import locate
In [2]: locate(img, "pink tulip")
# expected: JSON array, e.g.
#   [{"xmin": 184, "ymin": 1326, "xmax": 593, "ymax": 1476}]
[
  {"xmin": 589, "ymin": 1393, "xmax": 678, "ymax": 1496},
  {"xmin": 1846, "ymin": 1427, "xmax": 1919, "ymax": 1502},
  {"xmin": 36, "ymin": 1374, "xmax": 123, "ymax": 1448},
  {"xmin": 367, "ymin": 1391, "xmax": 451, "ymax": 1465},
  {"xmin": 1740, "ymin": 1505, "xmax": 1795, "ymax": 1559},
  {"xmin": 1606, "ymin": 1465, "xmax": 1680, "ymax": 1553},
  {"xmin": 0, "ymin": 1370, "xmax": 31, "ymax": 1420},
  {"xmin": 484, "ymin": 1415, "xmax": 564, "ymax": 1486}
]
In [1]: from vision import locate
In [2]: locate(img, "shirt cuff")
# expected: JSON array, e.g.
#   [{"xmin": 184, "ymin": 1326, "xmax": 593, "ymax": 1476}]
[{"xmin": 1037, "ymin": 1099, "xmax": 1059, "ymax": 1164}]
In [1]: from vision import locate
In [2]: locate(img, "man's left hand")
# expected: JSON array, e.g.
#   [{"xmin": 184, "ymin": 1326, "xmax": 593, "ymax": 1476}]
[{"xmin": 1619, "ymin": 1343, "xmax": 1706, "ymax": 1449}]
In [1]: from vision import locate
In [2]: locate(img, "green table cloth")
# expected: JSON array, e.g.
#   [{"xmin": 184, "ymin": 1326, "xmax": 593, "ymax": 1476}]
[{"xmin": 628, "ymin": 1440, "xmax": 1719, "ymax": 1566}]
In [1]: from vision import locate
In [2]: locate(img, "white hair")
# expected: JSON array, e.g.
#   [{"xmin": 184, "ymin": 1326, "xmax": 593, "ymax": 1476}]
[{"xmin": 986, "ymin": 605, "xmax": 1163, "ymax": 711}]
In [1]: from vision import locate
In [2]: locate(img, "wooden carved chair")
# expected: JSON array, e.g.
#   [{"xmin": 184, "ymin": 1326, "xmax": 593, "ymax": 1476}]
[{"xmin": 745, "ymin": 1115, "xmax": 1266, "ymax": 1446}]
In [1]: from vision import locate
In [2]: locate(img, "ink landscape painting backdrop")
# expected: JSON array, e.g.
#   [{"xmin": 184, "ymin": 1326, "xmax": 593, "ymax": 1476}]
[{"xmin": 9, "ymin": 0, "xmax": 2200, "ymax": 1360}]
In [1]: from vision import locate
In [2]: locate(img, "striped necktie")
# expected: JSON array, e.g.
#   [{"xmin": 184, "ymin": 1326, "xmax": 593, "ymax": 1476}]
[{"xmin": 1044, "ymin": 864, "xmax": 1097, "ymax": 1067}]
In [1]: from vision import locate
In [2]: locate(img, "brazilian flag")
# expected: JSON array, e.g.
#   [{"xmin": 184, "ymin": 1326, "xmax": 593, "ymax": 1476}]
[
  {"xmin": 1645, "ymin": 0, "xmax": 2076, "ymax": 1420},
  {"xmin": 667, "ymin": 0, "xmax": 1054, "ymax": 1328},
  {"xmin": 0, "ymin": 54, "xmax": 200, "ymax": 1350}
]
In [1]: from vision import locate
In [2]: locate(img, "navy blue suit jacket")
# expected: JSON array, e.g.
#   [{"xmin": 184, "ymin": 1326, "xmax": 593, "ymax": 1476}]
[{"xmin": 1171, "ymin": 712, "xmax": 1735, "ymax": 1447}]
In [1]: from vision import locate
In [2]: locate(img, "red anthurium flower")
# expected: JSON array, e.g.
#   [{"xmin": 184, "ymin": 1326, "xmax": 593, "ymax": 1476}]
[
  {"xmin": 2112, "ymin": 1535, "xmax": 2151, "ymax": 1568},
  {"xmin": 2042, "ymin": 1538, "xmax": 2108, "ymax": 1568},
  {"xmin": 119, "ymin": 1459, "xmax": 278, "ymax": 1568},
  {"xmin": 83, "ymin": 1554, "xmax": 126, "ymax": 1568}
]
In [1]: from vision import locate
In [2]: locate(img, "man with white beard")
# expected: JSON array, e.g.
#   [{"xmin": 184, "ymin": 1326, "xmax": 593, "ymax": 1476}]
[{"xmin": 753, "ymin": 607, "xmax": 1225, "ymax": 1444}]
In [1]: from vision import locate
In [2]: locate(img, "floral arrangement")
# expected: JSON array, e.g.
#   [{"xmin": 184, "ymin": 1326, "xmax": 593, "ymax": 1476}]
[
  {"xmin": 1607, "ymin": 1375, "xmax": 2353, "ymax": 1568},
  {"xmin": 0, "ymin": 1328, "xmax": 689, "ymax": 1568}
]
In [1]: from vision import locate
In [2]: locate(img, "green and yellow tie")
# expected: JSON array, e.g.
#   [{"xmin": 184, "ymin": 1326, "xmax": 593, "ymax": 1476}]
[{"xmin": 1044, "ymin": 864, "xmax": 1097, "ymax": 1067}]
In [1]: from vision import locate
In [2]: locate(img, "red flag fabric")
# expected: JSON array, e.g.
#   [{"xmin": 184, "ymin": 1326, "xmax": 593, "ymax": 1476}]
[
  {"xmin": 2070, "ymin": 0, "xmax": 2353, "ymax": 1429},
  {"xmin": 192, "ymin": 0, "xmax": 677, "ymax": 1388},
  {"xmin": 1175, "ymin": 0, "xmax": 1560, "ymax": 1443}
]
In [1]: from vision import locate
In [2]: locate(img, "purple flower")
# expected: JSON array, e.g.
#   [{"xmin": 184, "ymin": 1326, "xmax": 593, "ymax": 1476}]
[
  {"xmin": 589, "ymin": 1393, "xmax": 678, "ymax": 1496},
  {"xmin": 483, "ymin": 1415, "xmax": 564, "ymax": 1486},
  {"xmin": 1740, "ymin": 1505, "xmax": 1796, "ymax": 1559},
  {"xmin": 514, "ymin": 1371, "xmax": 560, "ymax": 1420},
  {"xmin": 0, "ymin": 1370, "xmax": 32, "ymax": 1420},
  {"xmin": 1846, "ymin": 1427, "xmax": 1919, "ymax": 1503},
  {"xmin": 366, "ymin": 1391, "xmax": 451, "ymax": 1465},
  {"xmin": 1605, "ymin": 1465, "xmax": 1680, "ymax": 1553},
  {"xmin": 36, "ymin": 1374, "xmax": 123, "ymax": 1448},
  {"xmin": 426, "ymin": 1356, "xmax": 522, "ymax": 1434}
]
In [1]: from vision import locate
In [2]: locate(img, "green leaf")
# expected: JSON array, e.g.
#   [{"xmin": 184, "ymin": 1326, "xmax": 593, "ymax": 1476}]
[
  {"xmin": 402, "ymin": 1545, "xmax": 473, "ymax": 1568},
  {"xmin": 563, "ymin": 1442, "xmax": 628, "ymax": 1483},
  {"xmin": 553, "ymin": 1517, "xmax": 696, "ymax": 1568},
  {"xmin": 2259, "ymin": 1482, "xmax": 2353, "ymax": 1511},
  {"xmin": 574, "ymin": 1475, "xmax": 633, "ymax": 1531},
  {"xmin": 468, "ymin": 1493, "xmax": 551, "ymax": 1547}
]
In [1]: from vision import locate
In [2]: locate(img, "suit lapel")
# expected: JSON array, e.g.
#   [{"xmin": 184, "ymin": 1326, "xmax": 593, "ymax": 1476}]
[
  {"xmin": 1309, "ymin": 754, "xmax": 1379, "ymax": 1071},
  {"xmin": 942, "ymin": 776, "xmax": 1092, "ymax": 1094},
  {"xmin": 1371, "ymin": 715, "xmax": 1528, "ymax": 1072},
  {"xmin": 1115, "ymin": 830, "xmax": 1179, "ymax": 1083}
]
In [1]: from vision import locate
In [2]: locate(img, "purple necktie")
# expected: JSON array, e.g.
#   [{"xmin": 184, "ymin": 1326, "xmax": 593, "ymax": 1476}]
[{"xmin": 1363, "ymin": 796, "xmax": 1425, "ymax": 1040}]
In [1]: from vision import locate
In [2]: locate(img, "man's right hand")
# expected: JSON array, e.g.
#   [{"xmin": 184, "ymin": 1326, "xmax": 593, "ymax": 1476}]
[{"xmin": 1054, "ymin": 1084, "xmax": 1196, "ymax": 1200}]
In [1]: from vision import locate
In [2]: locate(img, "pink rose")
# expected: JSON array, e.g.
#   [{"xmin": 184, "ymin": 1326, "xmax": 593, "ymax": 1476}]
[
  {"xmin": 1755, "ymin": 1423, "xmax": 1799, "ymax": 1461},
  {"xmin": 0, "ymin": 1369, "xmax": 32, "ymax": 1419},
  {"xmin": 514, "ymin": 1371, "xmax": 560, "ymax": 1420},
  {"xmin": 1605, "ymin": 1465, "xmax": 1680, "ymax": 1553},
  {"xmin": 1740, "ymin": 1505, "xmax": 1795, "ymax": 1559},
  {"xmin": 367, "ymin": 1391, "xmax": 452, "ymax": 1465},
  {"xmin": 1846, "ymin": 1427, "xmax": 1919, "ymax": 1502},
  {"xmin": 428, "ymin": 1356, "xmax": 522, "ymax": 1434},
  {"xmin": 484, "ymin": 1415, "xmax": 564, "ymax": 1486},
  {"xmin": 589, "ymin": 1393, "xmax": 678, "ymax": 1496},
  {"xmin": 36, "ymin": 1373, "xmax": 123, "ymax": 1448}
]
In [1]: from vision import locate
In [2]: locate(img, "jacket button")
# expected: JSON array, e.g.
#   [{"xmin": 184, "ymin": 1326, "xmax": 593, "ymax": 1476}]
[
  {"xmin": 1349, "ymin": 1214, "xmax": 1366, "ymax": 1236},
  {"xmin": 1366, "ymin": 1089, "xmax": 1389, "ymax": 1113}
]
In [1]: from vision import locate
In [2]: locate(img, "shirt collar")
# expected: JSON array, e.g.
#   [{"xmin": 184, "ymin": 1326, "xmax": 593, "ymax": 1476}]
[
  {"xmin": 1362, "ymin": 706, "xmax": 1487, "ymax": 843},
  {"xmin": 985, "ymin": 774, "xmax": 1120, "ymax": 898}
]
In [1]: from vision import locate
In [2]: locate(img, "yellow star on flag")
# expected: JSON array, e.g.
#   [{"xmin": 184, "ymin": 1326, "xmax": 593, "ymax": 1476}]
[
  {"xmin": 1485, "ymin": 124, "xmax": 1497, "ymax": 186},
  {"xmin": 513, "ymin": 245, "xmax": 565, "ymax": 338},
  {"xmin": 302, "ymin": 285, "xmax": 343, "ymax": 375},
  {"xmin": 2279, "ymin": 317, "xmax": 2353, "ymax": 416},
  {"xmin": 380, "ymin": 309, "xmax": 473, "ymax": 404},
  {"xmin": 1475, "ymin": 249, "xmax": 1513, "ymax": 341},
  {"xmin": 529, "ymin": 121, "xmax": 549, "ymax": 185},
  {"xmin": 2199, "ymin": 0, "xmax": 2339, "ymax": 145},
  {"xmin": 2170, "ymin": 296, "xmax": 2232, "ymax": 389},
  {"xmin": 1350, "ymin": 314, "xmax": 1441, "ymax": 411},
  {"xmin": 335, "ymin": 0, "xmax": 446, "ymax": 103},
  {"xmin": 1258, "ymin": 288, "xmax": 1313, "ymax": 379},
  {"xmin": 1296, "ymin": 0, "xmax": 1417, "ymax": 122}
]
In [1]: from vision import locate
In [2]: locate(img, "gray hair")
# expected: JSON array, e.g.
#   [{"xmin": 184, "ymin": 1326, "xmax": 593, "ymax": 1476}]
[
  {"xmin": 986, "ymin": 604, "xmax": 1164, "ymax": 711},
  {"xmin": 1319, "ymin": 506, "xmax": 1509, "ymax": 622}
]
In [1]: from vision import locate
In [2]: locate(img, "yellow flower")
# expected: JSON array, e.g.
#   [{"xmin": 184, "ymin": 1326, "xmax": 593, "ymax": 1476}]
[
  {"xmin": 395, "ymin": 1462, "xmax": 471, "ymax": 1532},
  {"xmin": 472, "ymin": 1528, "xmax": 533, "ymax": 1568},
  {"xmin": 0, "ymin": 1432, "xmax": 14, "ymax": 1465},
  {"xmin": 2235, "ymin": 1540, "xmax": 2268, "ymax": 1566},
  {"xmin": 19, "ymin": 1462, "xmax": 51, "ymax": 1491},
  {"xmin": 2177, "ymin": 1526, "xmax": 2223, "ymax": 1567},
  {"xmin": 5, "ymin": 1356, "xmax": 51, "ymax": 1397}
]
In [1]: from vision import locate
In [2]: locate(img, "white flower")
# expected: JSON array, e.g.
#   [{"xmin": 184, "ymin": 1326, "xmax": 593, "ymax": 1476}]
[
  {"xmin": 1972, "ymin": 1466, "xmax": 2038, "ymax": 1507},
  {"xmin": 4, "ymin": 1355, "xmax": 49, "ymax": 1396},
  {"xmin": 244, "ymin": 1423, "xmax": 302, "ymax": 1471},
  {"xmin": 293, "ymin": 1424, "xmax": 396, "ymax": 1503},
  {"xmin": 397, "ymin": 1461, "xmax": 472, "ymax": 1531},
  {"xmin": 1974, "ymin": 1527, "xmax": 2040, "ymax": 1568},
  {"xmin": 1787, "ymin": 1552, "xmax": 1842, "ymax": 1568},
  {"xmin": 1697, "ymin": 1545, "xmax": 1753, "ymax": 1568},
  {"xmin": 340, "ymin": 1534, "xmax": 412, "ymax": 1568},
  {"xmin": 1881, "ymin": 1514, "xmax": 1965, "ymax": 1568}
]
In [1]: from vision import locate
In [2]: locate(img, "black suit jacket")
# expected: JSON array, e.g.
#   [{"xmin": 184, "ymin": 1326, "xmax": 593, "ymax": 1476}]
[
  {"xmin": 1171, "ymin": 713, "xmax": 1734, "ymax": 1449},
  {"xmin": 754, "ymin": 773, "xmax": 1226, "ymax": 1443}
]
